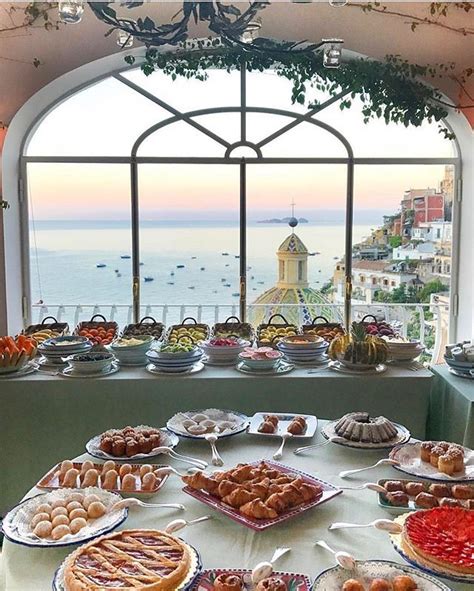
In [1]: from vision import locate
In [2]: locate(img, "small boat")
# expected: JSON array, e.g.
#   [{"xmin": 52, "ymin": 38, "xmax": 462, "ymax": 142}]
[
  {"xmin": 251, "ymin": 275, "xmax": 255, "ymax": 280},
  {"xmin": 177, "ymin": 265, "xmax": 185, "ymax": 269},
  {"xmin": 167, "ymin": 282, "xmax": 174, "ymax": 285},
  {"xmin": 121, "ymin": 255, "xmax": 131, "ymax": 259},
  {"xmin": 258, "ymin": 281, "xmax": 264, "ymax": 285},
  {"xmin": 139, "ymin": 262, "xmax": 144, "ymax": 266},
  {"xmin": 234, "ymin": 255, "xmax": 240, "ymax": 259},
  {"xmin": 232, "ymin": 293, "xmax": 239, "ymax": 297},
  {"xmin": 222, "ymin": 252, "xmax": 229, "ymax": 256},
  {"xmin": 333, "ymin": 256, "xmax": 339, "ymax": 260},
  {"xmin": 213, "ymin": 290, "xmax": 218, "ymax": 293},
  {"xmin": 191, "ymin": 256, "xmax": 197, "ymax": 259},
  {"xmin": 224, "ymin": 283, "xmax": 231, "ymax": 287},
  {"xmin": 225, "ymin": 264, "xmax": 230, "ymax": 267},
  {"xmin": 221, "ymin": 278, "xmax": 226, "ymax": 282},
  {"xmin": 116, "ymin": 273, "xmax": 122, "ymax": 277},
  {"xmin": 252, "ymin": 288, "xmax": 257, "ymax": 291},
  {"xmin": 315, "ymin": 251, "xmax": 321, "ymax": 255},
  {"xmin": 144, "ymin": 276, "xmax": 154, "ymax": 282},
  {"xmin": 188, "ymin": 286, "xmax": 195, "ymax": 290},
  {"xmin": 170, "ymin": 272, "xmax": 175, "ymax": 276},
  {"xmin": 96, "ymin": 263, "xmax": 106, "ymax": 268},
  {"xmin": 200, "ymin": 267, "xmax": 205, "ymax": 271},
  {"xmin": 318, "ymin": 270, "xmax": 321, "ymax": 273},
  {"xmin": 114, "ymin": 269, "xmax": 119, "ymax": 273},
  {"xmin": 309, "ymin": 252, "xmax": 316, "ymax": 257}
]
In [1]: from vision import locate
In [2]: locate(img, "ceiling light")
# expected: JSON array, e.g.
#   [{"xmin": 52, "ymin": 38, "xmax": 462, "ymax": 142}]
[
  {"xmin": 329, "ymin": 0, "xmax": 348, "ymax": 6},
  {"xmin": 58, "ymin": 0, "xmax": 84, "ymax": 24}
]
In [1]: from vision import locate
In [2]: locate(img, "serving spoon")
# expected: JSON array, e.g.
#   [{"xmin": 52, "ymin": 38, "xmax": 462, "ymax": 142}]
[
  {"xmin": 338, "ymin": 482, "xmax": 386, "ymax": 492},
  {"xmin": 273, "ymin": 433, "xmax": 292, "ymax": 461},
  {"xmin": 294, "ymin": 436, "xmax": 346, "ymax": 455},
  {"xmin": 112, "ymin": 498, "xmax": 185, "ymax": 511},
  {"xmin": 165, "ymin": 515, "xmax": 212, "ymax": 534},
  {"xmin": 328, "ymin": 518, "xmax": 402, "ymax": 534},
  {"xmin": 204, "ymin": 433, "xmax": 224, "ymax": 466},
  {"xmin": 152, "ymin": 446, "xmax": 207, "ymax": 469},
  {"xmin": 314, "ymin": 540, "xmax": 356, "ymax": 570},
  {"xmin": 154, "ymin": 466, "xmax": 201, "ymax": 479},
  {"xmin": 251, "ymin": 547, "xmax": 291, "ymax": 584},
  {"xmin": 339, "ymin": 458, "xmax": 399, "ymax": 478}
]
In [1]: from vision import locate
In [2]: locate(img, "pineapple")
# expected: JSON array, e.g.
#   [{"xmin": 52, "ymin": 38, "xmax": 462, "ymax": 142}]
[{"xmin": 329, "ymin": 321, "xmax": 389, "ymax": 366}]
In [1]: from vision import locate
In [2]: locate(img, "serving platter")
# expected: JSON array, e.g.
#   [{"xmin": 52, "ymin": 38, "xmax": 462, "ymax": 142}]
[
  {"xmin": 52, "ymin": 537, "xmax": 202, "ymax": 591},
  {"xmin": 328, "ymin": 360, "xmax": 387, "ymax": 375},
  {"xmin": 235, "ymin": 361, "xmax": 294, "ymax": 375},
  {"xmin": 182, "ymin": 460, "xmax": 342, "ymax": 531},
  {"xmin": 59, "ymin": 362, "xmax": 120, "ymax": 379},
  {"xmin": 312, "ymin": 560, "xmax": 452, "ymax": 590},
  {"xmin": 191, "ymin": 569, "xmax": 311, "ymax": 591},
  {"xmin": 167, "ymin": 408, "xmax": 249, "ymax": 440},
  {"xmin": 2, "ymin": 487, "xmax": 127, "ymax": 548},
  {"xmin": 0, "ymin": 362, "xmax": 38, "ymax": 379},
  {"xmin": 86, "ymin": 426, "xmax": 179, "ymax": 461},
  {"xmin": 146, "ymin": 361, "xmax": 205, "ymax": 376},
  {"xmin": 248, "ymin": 412, "xmax": 318, "ymax": 439},
  {"xmin": 322, "ymin": 420, "xmax": 411, "ymax": 450},
  {"xmin": 36, "ymin": 461, "xmax": 170, "ymax": 497},
  {"xmin": 389, "ymin": 441, "xmax": 474, "ymax": 482}
]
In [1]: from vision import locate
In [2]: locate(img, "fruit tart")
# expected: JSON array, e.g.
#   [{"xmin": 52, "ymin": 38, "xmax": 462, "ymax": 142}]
[{"xmin": 63, "ymin": 529, "xmax": 192, "ymax": 590}]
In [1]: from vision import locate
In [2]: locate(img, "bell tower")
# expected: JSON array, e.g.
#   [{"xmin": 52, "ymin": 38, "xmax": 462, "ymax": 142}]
[{"xmin": 276, "ymin": 206, "xmax": 309, "ymax": 289}]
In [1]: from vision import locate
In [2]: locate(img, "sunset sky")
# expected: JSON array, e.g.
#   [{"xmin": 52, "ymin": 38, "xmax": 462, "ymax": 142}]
[{"xmin": 26, "ymin": 68, "xmax": 454, "ymax": 221}]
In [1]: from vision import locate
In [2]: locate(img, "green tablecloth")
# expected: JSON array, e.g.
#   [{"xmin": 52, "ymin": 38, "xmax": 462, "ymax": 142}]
[
  {"xmin": 1, "ymin": 420, "xmax": 470, "ymax": 591},
  {"xmin": 0, "ymin": 365, "xmax": 432, "ymax": 515},
  {"xmin": 428, "ymin": 364, "xmax": 474, "ymax": 447}
]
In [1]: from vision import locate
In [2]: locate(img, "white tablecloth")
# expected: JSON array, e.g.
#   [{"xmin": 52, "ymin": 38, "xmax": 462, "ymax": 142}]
[{"xmin": 0, "ymin": 421, "xmax": 469, "ymax": 591}]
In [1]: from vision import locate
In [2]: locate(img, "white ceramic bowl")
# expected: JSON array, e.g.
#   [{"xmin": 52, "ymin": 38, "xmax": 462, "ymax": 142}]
[
  {"xmin": 201, "ymin": 339, "xmax": 250, "ymax": 362},
  {"xmin": 238, "ymin": 351, "xmax": 283, "ymax": 370},
  {"xmin": 66, "ymin": 352, "xmax": 115, "ymax": 374},
  {"xmin": 148, "ymin": 345, "xmax": 202, "ymax": 360},
  {"xmin": 111, "ymin": 335, "xmax": 154, "ymax": 351},
  {"xmin": 278, "ymin": 335, "xmax": 326, "ymax": 349}
]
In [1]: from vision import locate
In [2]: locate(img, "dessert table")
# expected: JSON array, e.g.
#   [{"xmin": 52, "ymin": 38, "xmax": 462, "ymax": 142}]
[
  {"xmin": 428, "ymin": 364, "xmax": 474, "ymax": 448},
  {"xmin": 0, "ymin": 365, "xmax": 433, "ymax": 514},
  {"xmin": 0, "ymin": 419, "xmax": 469, "ymax": 591}
]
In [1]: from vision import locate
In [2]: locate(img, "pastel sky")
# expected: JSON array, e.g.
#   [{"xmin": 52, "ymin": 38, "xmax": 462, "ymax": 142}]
[{"xmin": 26, "ymin": 69, "xmax": 454, "ymax": 220}]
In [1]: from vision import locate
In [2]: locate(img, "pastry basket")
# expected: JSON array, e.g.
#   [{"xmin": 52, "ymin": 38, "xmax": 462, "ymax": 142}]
[
  {"xmin": 212, "ymin": 316, "xmax": 254, "ymax": 342},
  {"xmin": 301, "ymin": 316, "xmax": 345, "ymax": 343},
  {"xmin": 256, "ymin": 314, "xmax": 299, "ymax": 349}
]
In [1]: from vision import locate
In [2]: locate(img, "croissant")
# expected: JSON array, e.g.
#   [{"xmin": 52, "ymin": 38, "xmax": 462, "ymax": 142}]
[
  {"xmin": 266, "ymin": 492, "xmax": 290, "ymax": 513},
  {"xmin": 272, "ymin": 475, "xmax": 293, "ymax": 485},
  {"xmin": 231, "ymin": 464, "xmax": 257, "ymax": 483},
  {"xmin": 245, "ymin": 477, "xmax": 271, "ymax": 500},
  {"xmin": 280, "ymin": 482, "xmax": 305, "ymax": 506},
  {"xmin": 239, "ymin": 499, "xmax": 278, "ymax": 519},
  {"xmin": 222, "ymin": 488, "xmax": 259, "ymax": 508},
  {"xmin": 217, "ymin": 479, "xmax": 242, "ymax": 498},
  {"xmin": 182, "ymin": 472, "xmax": 220, "ymax": 494},
  {"xmin": 298, "ymin": 482, "xmax": 322, "ymax": 502}
]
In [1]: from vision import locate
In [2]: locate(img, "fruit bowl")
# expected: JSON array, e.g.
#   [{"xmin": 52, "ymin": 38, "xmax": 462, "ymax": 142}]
[
  {"xmin": 382, "ymin": 337, "xmax": 424, "ymax": 362},
  {"xmin": 65, "ymin": 352, "xmax": 115, "ymax": 374},
  {"xmin": 111, "ymin": 335, "xmax": 154, "ymax": 351},
  {"xmin": 147, "ymin": 342, "xmax": 202, "ymax": 360},
  {"xmin": 329, "ymin": 321, "xmax": 389, "ymax": 368},
  {"xmin": 278, "ymin": 334, "xmax": 326, "ymax": 349},
  {"xmin": 201, "ymin": 338, "xmax": 250, "ymax": 363},
  {"xmin": 0, "ymin": 336, "xmax": 37, "ymax": 374},
  {"xmin": 239, "ymin": 347, "xmax": 283, "ymax": 370}
]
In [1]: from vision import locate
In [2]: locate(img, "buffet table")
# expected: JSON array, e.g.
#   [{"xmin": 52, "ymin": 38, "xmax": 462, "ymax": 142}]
[
  {"xmin": 0, "ymin": 365, "xmax": 432, "ymax": 514},
  {"xmin": 428, "ymin": 364, "xmax": 474, "ymax": 448},
  {"xmin": 1, "ymin": 419, "xmax": 469, "ymax": 591}
]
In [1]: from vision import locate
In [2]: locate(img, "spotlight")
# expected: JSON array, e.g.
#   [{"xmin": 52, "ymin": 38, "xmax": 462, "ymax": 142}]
[{"xmin": 323, "ymin": 39, "xmax": 344, "ymax": 69}]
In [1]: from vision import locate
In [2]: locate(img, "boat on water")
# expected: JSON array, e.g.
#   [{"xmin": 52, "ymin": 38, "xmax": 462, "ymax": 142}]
[
  {"xmin": 200, "ymin": 267, "xmax": 205, "ymax": 271},
  {"xmin": 188, "ymin": 286, "xmax": 195, "ymax": 290},
  {"xmin": 232, "ymin": 293, "xmax": 239, "ymax": 297},
  {"xmin": 309, "ymin": 253, "xmax": 316, "ymax": 257},
  {"xmin": 225, "ymin": 264, "xmax": 230, "ymax": 267},
  {"xmin": 167, "ymin": 282, "xmax": 174, "ymax": 285},
  {"xmin": 121, "ymin": 255, "xmax": 131, "ymax": 259},
  {"xmin": 177, "ymin": 265, "xmax": 185, "ymax": 269},
  {"xmin": 114, "ymin": 269, "xmax": 119, "ymax": 273},
  {"xmin": 116, "ymin": 273, "xmax": 122, "ymax": 277},
  {"xmin": 222, "ymin": 252, "xmax": 229, "ymax": 256},
  {"xmin": 234, "ymin": 255, "xmax": 240, "ymax": 259},
  {"xmin": 221, "ymin": 278, "xmax": 226, "ymax": 281},
  {"xmin": 170, "ymin": 272, "xmax": 175, "ymax": 276},
  {"xmin": 96, "ymin": 263, "xmax": 106, "ymax": 268},
  {"xmin": 144, "ymin": 277, "xmax": 154, "ymax": 282},
  {"xmin": 333, "ymin": 256, "xmax": 339, "ymax": 260},
  {"xmin": 191, "ymin": 256, "xmax": 197, "ymax": 259},
  {"xmin": 224, "ymin": 283, "xmax": 231, "ymax": 287},
  {"xmin": 140, "ymin": 262, "xmax": 144, "ymax": 266},
  {"xmin": 315, "ymin": 251, "xmax": 321, "ymax": 255},
  {"xmin": 258, "ymin": 281, "xmax": 264, "ymax": 284},
  {"xmin": 251, "ymin": 275, "xmax": 255, "ymax": 280}
]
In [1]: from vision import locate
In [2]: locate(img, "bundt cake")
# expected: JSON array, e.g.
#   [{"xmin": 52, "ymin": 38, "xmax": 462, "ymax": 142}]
[{"xmin": 334, "ymin": 412, "xmax": 398, "ymax": 443}]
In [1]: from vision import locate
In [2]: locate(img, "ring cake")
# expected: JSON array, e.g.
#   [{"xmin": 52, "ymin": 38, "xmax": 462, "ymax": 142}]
[{"xmin": 334, "ymin": 412, "xmax": 398, "ymax": 443}]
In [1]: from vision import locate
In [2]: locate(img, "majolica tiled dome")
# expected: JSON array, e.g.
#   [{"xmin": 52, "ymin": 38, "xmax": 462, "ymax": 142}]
[{"xmin": 278, "ymin": 233, "xmax": 308, "ymax": 254}]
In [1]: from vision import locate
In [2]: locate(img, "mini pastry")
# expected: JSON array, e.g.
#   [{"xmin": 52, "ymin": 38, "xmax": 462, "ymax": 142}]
[
  {"xmin": 139, "ymin": 464, "xmax": 153, "ymax": 478},
  {"xmin": 420, "ymin": 441, "xmax": 434, "ymax": 462},
  {"xmin": 68, "ymin": 492, "xmax": 84, "ymax": 503},
  {"xmin": 415, "ymin": 492, "xmax": 438, "ymax": 508},
  {"xmin": 438, "ymin": 441, "xmax": 451, "ymax": 451},
  {"xmin": 428, "ymin": 483, "xmax": 450, "ymax": 498},
  {"xmin": 213, "ymin": 574, "xmax": 243, "ymax": 591},
  {"xmin": 100, "ymin": 436, "xmax": 113, "ymax": 454},
  {"xmin": 79, "ymin": 460, "xmax": 94, "ymax": 477},
  {"xmin": 58, "ymin": 460, "xmax": 74, "ymax": 482},
  {"xmin": 392, "ymin": 576, "xmax": 417, "ymax": 591},
  {"xmin": 121, "ymin": 473, "xmax": 137, "ymax": 491},
  {"xmin": 201, "ymin": 419, "xmax": 216, "ymax": 429},
  {"xmin": 62, "ymin": 468, "xmax": 79, "ymax": 488},
  {"xmin": 384, "ymin": 481, "xmax": 405, "ymax": 493},
  {"xmin": 342, "ymin": 581, "xmax": 364, "ymax": 591},
  {"xmin": 187, "ymin": 424, "xmax": 207, "ymax": 435},
  {"xmin": 69, "ymin": 508, "xmax": 88, "ymax": 521},
  {"xmin": 218, "ymin": 421, "xmax": 235, "ymax": 431},
  {"xmin": 430, "ymin": 445, "xmax": 445, "ymax": 467},
  {"xmin": 405, "ymin": 482, "xmax": 424, "ymax": 496},
  {"xmin": 51, "ymin": 507, "xmax": 68, "ymax": 519},
  {"xmin": 36, "ymin": 503, "xmax": 52, "ymax": 516},
  {"xmin": 258, "ymin": 421, "xmax": 276, "ymax": 434},
  {"xmin": 452, "ymin": 485, "xmax": 474, "ymax": 500},
  {"xmin": 449, "ymin": 448, "xmax": 465, "ymax": 472},
  {"xmin": 440, "ymin": 497, "xmax": 462, "ymax": 507},
  {"xmin": 287, "ymin": 420, "xmax": 305, "ymax": 435},
  {"xmin": 101, "ymin": 460, "xmax": 116, "ymax": 474},
  {"xmin": 51, "ymin": 524, "xmax": 71, "ymax": 540},
  {"xmin": 33, "ymin": 521, "xmax": 53, "ymax": 538},
  {"xmin": 141, "ymin": 472, "xmax": 158, "ymax": 491},
  {"xmin": 66, "ymin": 501, "xmax": 82, "ymax": 513},
  {"xmin": 87, "ymin": 501, "xmax": 106, "ymax": 519},
  {"xmin": 369, "ymin": 579, "xmax": 393, "ymax": 591},
  {"xmin": 239, "ymin": 499, "xmax": 278, "ymax": 519},
  {"xmin": 438, "ymin": 453, "xmax": 455, "ymax": 475},
  {"xmin": 82, "ymin": 468, "xmax": 99, "ymax": 487},
  {"xmin": 181, "ymin": 419, "xmax": 196, "ymax": 429},
  {"xmin": 31, "ymin": 512, "xmax": 51, "ymax": 528},
  {"xmin": 256, "ymin": 577, "xmax": 287, "ymax": 591},
  {"xmin": 386, "ymin": 492, "xmax": 409, "ymax": 507},
  {"xmin": 112, "ymin": 439, "xmax": 126, "ymax": 456},
  {"xmin": 51, "ymin": 499, "xmax": 67, "ymax": 509},
  {"xmin": 119, "ymin": 464, "xmax": 132, "ymax": 478},
  {"xmin": 51, "ymin": 514, "xmax": 70, "ymax": 528},
  {"xmin": 192, "ymin": 413, "xmax": 209, "ymax": 423},
  {"xmin": 69, "ymin": 517, "xmax": 87, "ymax": 534},
  {"xmin": 102, "ymin": 469, "xmax": 118, "ymax": 489},
  {"xmin": 82, "ymin": 494, "xmax": 101, "ymax": 510},
  {"xmin": 265, "ymin": 415, "xmax": 279, "ymax": 427}
]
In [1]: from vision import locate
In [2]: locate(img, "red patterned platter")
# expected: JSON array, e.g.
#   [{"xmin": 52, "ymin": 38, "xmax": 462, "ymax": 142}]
[
  {"xmin": 182, "ymin": 460, "xmax": 341, "ymax": 531},
  {"xmin": 190, "ymin": 569, "xmax": 311, "ymax": 591},
  {"xmin": 391, "ymin": 507, "xmax": 474, "ymax": 583}
]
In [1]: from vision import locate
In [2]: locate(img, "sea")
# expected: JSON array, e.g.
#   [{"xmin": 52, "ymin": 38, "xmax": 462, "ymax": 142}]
[{"xmin": 29, "ymin": 220, "xmax": 374, "ymax": 325}]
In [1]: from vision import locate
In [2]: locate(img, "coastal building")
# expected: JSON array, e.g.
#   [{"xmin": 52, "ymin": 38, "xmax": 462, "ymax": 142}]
[
  {"xmin": 412, "ymin": 221, "xmax": 452, "ymax": 246},
  {"xmin": 392, "ymin": 242, "xmax": 436, "ymax": 261},
  {"xmin": 249, "ymin": 218, "xmax": 335, "ymax": 325},
  {"xmin": 401, "ymin": 189, "xmax": 444, "ymax": 229}
]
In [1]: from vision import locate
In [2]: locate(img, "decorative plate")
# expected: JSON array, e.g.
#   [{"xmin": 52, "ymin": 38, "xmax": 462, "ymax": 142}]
[
  {"xmin": 52, "ymin": 537, "xmax": 202, "ymax": 591},
  {"xmin": 389, "ymin": 441, "xmax": 474, "ymax": 482},
  {"xmin": 312, "ymin": 560, "xmax": 452, "ymax": 590},
  {"xmin": 182, "ymin": 460, "xmax": 342, "ymax": 531},
  {"xmin": 0, "ymin": 362, "xmax": 38, "ymax": 379},
  {"xmin": 191, "ymin": 569, "xmax": 311, "ymax": 591},
  {"xmin": 146, "ymin": 362, "xmax": 205, "ymax": 376},
  {"xmin": 167, "ymin": 408, "xmax": 249, "ymax": 440},
  {"xmin": 248, "ymin": 412, "xmax": 318, "ymax": 439},
  {"xmin": 59, "ymin": 362, "xmax": 120, "ymax": 379},
  {"xmin": 328, "ymin": 361, "xmax": 387, "ymax": 375},
  {"xmin": 36, "ymin": 461, "xmax": 169, "ymax": 497},
  {"xmin": 86, "ymin": 426, "xmax": 179, "ymax": 461},
  {"xmin": 2, "ymin": 487, "xmax": 127, "ymax": 548},
  {"xmin": 235, "ymin": 361, "xmax": 295, "ymax": 376},
  {"xmin": 322, "ymin": 420, "xmax": 411, "ymax": 450},
  {"xmin": 390, "ymin": 511, "xmax": 474, "ymax": 584}
]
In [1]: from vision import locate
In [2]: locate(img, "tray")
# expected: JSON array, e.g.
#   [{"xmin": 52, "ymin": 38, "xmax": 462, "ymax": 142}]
[
  {"xmin": 182, "ymin": 460, "xmax": 342, "ymax": 531},
  {"xmin": 248, "ymin": 412, "xmax": 318, "ymax": 439},
  {"xmin": 322, "ymin": 419, "xmax": 411, "ymax": 450},
  {"xmin": 191, "ymin": 569, "xmax": 311, "ymax": 591},
  {"xmin": 36, "ymin": 461, "xmax": 169, "ymax": 496},
  {"xmin": 167, "ymin": 408, "xmax": 249, "ymax": 440},
  {"xmin": 389, "ymin": 441, "xmax": 474, "ymax": 482}
]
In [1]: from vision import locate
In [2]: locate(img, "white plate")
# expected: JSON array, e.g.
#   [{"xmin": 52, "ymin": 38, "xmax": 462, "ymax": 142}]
[
  {"xmin": 146, "ymin": 362, "xmax": 205, "ymax": 376},
  {"xmin": 235, "ymin": 361, "xmax": 294, "ymax": 375},
  {"xmin": 248, "ymin": 412, "xmax": 318, "ymax": 438},
  {"xmin": 2, "ymin": 487, "xmax": 127, "ymax": 548},
  {"xmin": 313, "ymin": 560, "xmax": 452, "ymax": 590},
  {"xmin": 285, "ymin": 355, "xmax": 329, "ymax": 366},
  {"xmin": 0, "ymin": 362, "xmax": 38, "ymax": 379},
  {"xmin": 167, "ymin": 408, "xmax": 249, "ymax": 439},
  {"xmin": 322, "ymin": 419, "xmax": 411, "ymax": 450},
  {"xmin": 328, "ymin": 360, "xmax": 387, "ymax": 374},
  {"xmin": 202, "ymin": 355, "xmax": 237, "ymax": 366},
  {"xmin": 389, "ymin": 441, "xmax": 474, "ymax": 482},
  {"xmin": 59, "ymin": 362, "xmax": 120, "ymax": 378},
  {"xmin": 85, "ymin": 426, "xmax": 179, "ymax": 461}
]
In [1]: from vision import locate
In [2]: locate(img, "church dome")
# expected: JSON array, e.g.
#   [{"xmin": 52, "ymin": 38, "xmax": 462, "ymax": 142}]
[{"xmin": 278, "ymin": 233, "xmax": 308, "ymax": 254}]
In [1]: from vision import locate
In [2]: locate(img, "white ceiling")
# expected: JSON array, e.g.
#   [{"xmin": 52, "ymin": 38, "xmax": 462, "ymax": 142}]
[{"xmin": 1, "ymin": 2, "xmax": 473, "ymax": 126}]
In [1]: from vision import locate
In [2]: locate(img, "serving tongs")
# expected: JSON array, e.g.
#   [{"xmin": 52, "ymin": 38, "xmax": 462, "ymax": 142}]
[
  {"xmin": 112, "ymin": 498, "xmax": 185, "ymax": 511},
  {"xmin": 339, "ymin": 458, "xmax": 399, "ymax": 478},
  {"xmin": 165, "ymin": 515, "xmax": 212, "ymax": 533},
  {"xmin": 152, "ymin": 446, "xmax": 207, "ymax": 469},
  {"xmin": 251, "ymin": 547, "xmax": 291, "ymax": 584},
  {"xmin": 328, "ymin": 518, "xmax": 402, "ymax": 534}
]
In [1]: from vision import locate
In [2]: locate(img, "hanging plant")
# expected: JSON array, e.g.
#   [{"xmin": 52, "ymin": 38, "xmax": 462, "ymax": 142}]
[{"xmin": 125, "ymin": 39, "xmax": 460, "ymax": 139}]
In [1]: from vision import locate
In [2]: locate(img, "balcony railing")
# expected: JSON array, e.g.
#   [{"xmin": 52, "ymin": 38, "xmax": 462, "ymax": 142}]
[{"xmin": 31, "ymin": 302, "xmax": 448, "ymax": 363}]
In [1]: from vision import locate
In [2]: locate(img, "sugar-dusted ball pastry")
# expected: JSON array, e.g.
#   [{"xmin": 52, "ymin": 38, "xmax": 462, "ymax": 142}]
[
  {"xmin": 58, "ymin": 460, "xmax": 74, "ymax": 483},
  {"xmin": 82, "ymin": 469, "xmax": 99, "ymax": 488},
  {"xmin": 82, "ymin": 494, "xmax": 101, "ymax": 510},
  {"xmin": 51, "ymin": 498, "xmax": 67, "ymax": 510},
  {"xmin": 62, "ymin": 468, "xmax": 80, "ymax": 488},
  {"xmin": 141, "ymin": 472, "xmax": 158, "ymax": 491},
  {"xmin": 119, "ymin": 463, "xmax": 132, "ymax": 478},
  {"xmin": 101, "ymin": 460, "xmax": 116, "ymax": 475},
  {"xmin": 33, "ymin": 520, "xmax": 53, "ymax": 538},
  {"xmin": 87, "ymin": 501, "xmax": 106, "ymax": 519},
  {"xmin": 69, "ymin": 517, "xmax": 87, "ymax": 534},
  {"xmin": 51, "ymin": 507, "xmax": 68, "ymax": 519},
  {"xmin": 102, "ymin": 469, "xmax": 118, "ymax": 490},
  {"xmin": 51, "ymin": 524, "xmax": 71, "ymax": 540},
  {"xmin": 69, "ymin": 508, "xmax": 88, "ymax": 521},
  {"xmin": 187, "ymin": 424, "xmax": 207, "ymax": 435},
  {"xmin": 66, "ymin": 501, "xmax": 82, "ymax": 513},
  {"xmin": 31, "ymin": 512, "xmax": 51, "ymax": 528},
  {"xmin": 36, "ymin": 503, "xmax": 52, "ymax": 516},
  {"xmin": 121, "ymin": 473, "xmax": 136, "ymax": 492},
  {"xmin": 68, "ymin": 492, "xmax": 84, "ymax": 504},
  {"xmin": 51, "ymin": 514, "xmax": 70, "ymax": 528}
]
